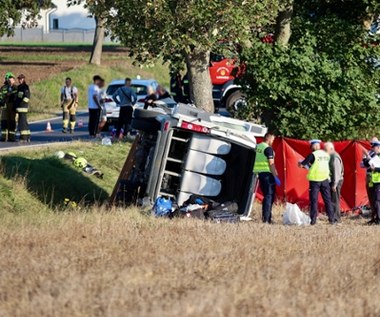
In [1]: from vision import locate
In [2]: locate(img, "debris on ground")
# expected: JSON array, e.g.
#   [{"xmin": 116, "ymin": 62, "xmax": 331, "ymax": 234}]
[{"xmin": 54, "ymin": 151, "xmax": 104, "ymax": 179}]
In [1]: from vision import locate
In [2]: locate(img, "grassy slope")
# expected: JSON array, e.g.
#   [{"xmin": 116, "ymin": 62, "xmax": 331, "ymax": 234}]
[
  {"xmin": 0, "ymin": 46, "xmax": 170, "ymax": 120},
  {"xmin": 30, "ymin": 62, "xmax": 170, "ymax": 119},
  {"xmin": 0, "ymin": 141, "xmax": 130, "ymax": 213}
]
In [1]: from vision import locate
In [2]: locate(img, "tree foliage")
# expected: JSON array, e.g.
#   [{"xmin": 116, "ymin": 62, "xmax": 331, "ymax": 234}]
[
  {"xmin": 239, "ymin": 0, "xmax": 380, "ymax": 140},
  {"xmin": 107, "ymin": 0, "xmax": 282, "ymax": 111},
  {"xmin": 109, "ymin": 0, "xmax": 279, "ymax": 63},
  {"xmin": 0, "ymin": 0, "xmax": 52, "ymax": 37}
]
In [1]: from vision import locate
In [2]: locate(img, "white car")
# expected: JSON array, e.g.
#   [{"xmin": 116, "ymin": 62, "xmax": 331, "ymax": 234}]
[{"xmin": 103, "ymin": 78, "xmax": 159, "ymax": 126}]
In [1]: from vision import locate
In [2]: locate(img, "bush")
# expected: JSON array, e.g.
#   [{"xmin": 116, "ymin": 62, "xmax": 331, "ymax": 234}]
[{"xmin": 239, "ymin": 16, "xmax": 380, "ymax": 140}]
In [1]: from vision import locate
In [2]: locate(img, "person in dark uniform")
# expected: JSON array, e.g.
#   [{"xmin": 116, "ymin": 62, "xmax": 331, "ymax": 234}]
[
  {"xmin": 362, "ymin": 137, "xmax": 380, "ymax": 224},
  {"xmin": 170, "ymin": 71, "xmax": 184, "ymax": 103},
  {"xmin": 367, "ymin": 140, "xmax": 380, "ymax": 225},
  {"xmin": 182, "ymin": 73, "xmax": 191, "ymax": 103},
  {"xmin": 0, "ymin": 72, "xmax": 17, "ymax": 142},
  {"xmin": 253, "ymin": 133, "xmax": 281, "ymax": 223},
  {"xmin": 14, "ymin": 74, "xmax": 31, "ymax": 142},
  {"xmin": 298, "ymin": 139, "xmax": 335, "ymax": 225}
]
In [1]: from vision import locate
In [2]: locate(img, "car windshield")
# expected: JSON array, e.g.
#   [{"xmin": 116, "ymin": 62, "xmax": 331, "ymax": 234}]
[{"xmin": 106, "ymin": 84, "xmax": 149, "ymax": 96}]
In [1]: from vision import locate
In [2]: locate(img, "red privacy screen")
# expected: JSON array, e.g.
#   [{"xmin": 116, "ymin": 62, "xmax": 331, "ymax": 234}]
[{"xmin": 255, "ymin": 137, "xmax": 371, "ymax": 212}]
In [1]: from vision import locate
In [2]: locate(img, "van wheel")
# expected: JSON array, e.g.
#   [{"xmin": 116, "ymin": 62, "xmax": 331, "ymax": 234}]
[
  {"xmin": 225, "ymin": 91, "xmax": 247, "ymax": 113},
  {"xmin": 131, "ymin": 118, "xmax": 160, "ymax": 133},
  {"xmin": 134, "ymin": 108, "xmax": 163, "ymax": 120}
]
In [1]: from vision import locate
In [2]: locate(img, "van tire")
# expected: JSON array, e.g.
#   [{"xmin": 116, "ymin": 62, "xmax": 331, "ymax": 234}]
[
  {"xmin": 131, "ymin": 118, "xmax": 160, "ymax": 133},
  {"xmin": 134, "ymin": 108, "xmax": 163, "ymax": 120}
]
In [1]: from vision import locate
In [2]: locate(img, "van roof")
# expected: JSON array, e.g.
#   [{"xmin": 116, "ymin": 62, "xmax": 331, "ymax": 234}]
[{"xmin": 169, "ymin": 104, "xmax": 267, "ymax": 148}]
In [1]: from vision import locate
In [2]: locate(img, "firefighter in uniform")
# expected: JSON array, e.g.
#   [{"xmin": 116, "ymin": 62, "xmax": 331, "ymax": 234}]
[
  {"xmin": 60, "ymin": 77, "xmax": 78, "ymax": 133},
  {"xmin": 0, "ymin": 72, "xmax": 17, "ymax": 142},
  {"xmin": 182, "ymin": 73, "xmax": 190, "ymax": 103},
  {"xmin": 253, "ymin": 133, "xmax": 281, "ymax": 223},
  {"xmin": 299, "ymin": 140, "xmax": 335, "ymax": 225},
  {"xmin": 14, "ymin": 74, "xmax": 31, "ymax": 142},
  {"xmin": 368, "ymin": 141, "xmax": 380, "ymax": 224},
  {"xmin": 170, "ymin": 71, "xmax": 184, "ymax": 103}
]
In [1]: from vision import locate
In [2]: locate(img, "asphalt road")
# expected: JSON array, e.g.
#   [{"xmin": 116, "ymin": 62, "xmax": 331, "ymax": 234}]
[{"xmin": 0, "ymin": 112, "xmax": 92, "ymax": 151}]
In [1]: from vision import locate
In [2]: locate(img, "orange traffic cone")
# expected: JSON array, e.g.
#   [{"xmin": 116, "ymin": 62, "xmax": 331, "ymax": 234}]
[
  {"xmin": 78, "ymin": 119, "xmax": 84, "ymax": 128},
  {"xmin": 46, "ymin": 122, "xmax": 53, "ymax": 132}
]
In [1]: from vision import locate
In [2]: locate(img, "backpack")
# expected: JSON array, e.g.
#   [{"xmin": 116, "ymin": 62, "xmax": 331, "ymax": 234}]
[{"xmin": 153, "ymin": 197, "xmax": 173, "ymax": 217}]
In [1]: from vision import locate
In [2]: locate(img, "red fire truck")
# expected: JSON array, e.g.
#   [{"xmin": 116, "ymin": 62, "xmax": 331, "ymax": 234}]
[{"xmin": 209, "ymin": 51, "xmax": 246, "ymax": 112}]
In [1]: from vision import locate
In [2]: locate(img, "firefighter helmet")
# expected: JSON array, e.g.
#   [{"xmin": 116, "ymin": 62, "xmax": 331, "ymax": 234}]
[
  {"xmin": 5, "ymin": 72, "xmax": 15, "ymax": 80},
  {"xmin": 74, "ymin": 157, "xmax": 88, "ymax": 169}
]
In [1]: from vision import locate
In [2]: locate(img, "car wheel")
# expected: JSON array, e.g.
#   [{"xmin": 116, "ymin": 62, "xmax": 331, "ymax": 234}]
[
  {"xmin": 131, "ymin": 118, "xmax": 161, "ymax": 133},
  {"xmin": 134, "ymin": 108, "xmax": 164, "ymax": 120},
  {"xmin": 225, "ymin": 91, "xmax": 247, "ymax": 113}
]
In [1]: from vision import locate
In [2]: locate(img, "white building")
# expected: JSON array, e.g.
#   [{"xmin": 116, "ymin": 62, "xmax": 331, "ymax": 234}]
[{"xmin": 37, "ymin": 0, "xmax": 95, "ymax": 33}]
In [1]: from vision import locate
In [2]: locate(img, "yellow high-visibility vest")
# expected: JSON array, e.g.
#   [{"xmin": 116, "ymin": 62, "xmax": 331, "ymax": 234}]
[
  {"xmin": 372, "ymin": 155, "xmax": 380, "ymax": 183},
  {"xmin": 307, "ymin": 150, "xmax": 330, "ymax": 182},
  {"xmin": 253, "ymin": 142, "xmax": 271, "ymax": 173}
]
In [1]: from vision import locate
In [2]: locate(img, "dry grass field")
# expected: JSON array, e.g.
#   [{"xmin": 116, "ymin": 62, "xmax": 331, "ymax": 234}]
[{"xmin": 0, "ymin": 206, "xmax": 379, "ymax": 317}]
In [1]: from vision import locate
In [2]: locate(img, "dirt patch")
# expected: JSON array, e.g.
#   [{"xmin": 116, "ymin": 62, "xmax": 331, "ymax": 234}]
[{"xmin": 0, "ymin": 46, "xmax": 129, "ymax": 83}]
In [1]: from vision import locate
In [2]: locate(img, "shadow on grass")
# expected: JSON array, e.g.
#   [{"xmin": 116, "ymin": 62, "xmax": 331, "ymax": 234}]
[{"xmin": 0, "ymin": 156, "xmax": 108, "ymax": 208}]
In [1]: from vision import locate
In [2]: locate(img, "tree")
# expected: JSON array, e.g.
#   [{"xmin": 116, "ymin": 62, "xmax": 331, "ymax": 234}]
[
  {"xmin": 0, "ymin": 0, "xmax": 53, "ymax": 37},
  {"xmin": 239, "ymin": 0, "xmax": 380, "ymax": 140},
  {"xmin": 274, "ymin": 1, "xmax": 293, "ymax": 46},
  {"xmin": 68, "ymin": 0, "xmax": 113, "ymax": 65},
  {"xmin": 108, "ymin": 0, "xmax": 281, "ymax": 112}
]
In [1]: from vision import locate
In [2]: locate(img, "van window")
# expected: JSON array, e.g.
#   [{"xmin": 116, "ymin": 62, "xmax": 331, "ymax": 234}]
[{"xmin": 210, "ymin": 120, "xmax": 249, "ymax": 132}]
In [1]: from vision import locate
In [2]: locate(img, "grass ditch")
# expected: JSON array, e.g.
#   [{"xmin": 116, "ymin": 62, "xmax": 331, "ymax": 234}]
[{"xmin": 0, "ymin": 141, "xmax": 130, "ymax": 214}]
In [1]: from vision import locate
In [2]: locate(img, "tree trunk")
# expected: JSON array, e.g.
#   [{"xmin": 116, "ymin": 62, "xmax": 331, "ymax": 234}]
[
  {"xmin": 186, "ymin": 49, "xmax": 214, "ymax": 113},
  {"xmin": 363, "ymin": 14, "xmax": 374, "ymax": 30},
  {"xmin": 274, "ymin": 4, "xmax": 293, "ymax": 46},
  {"xmin": 89, "ymin": 16, "xmax": 105, "ymax": 65}
]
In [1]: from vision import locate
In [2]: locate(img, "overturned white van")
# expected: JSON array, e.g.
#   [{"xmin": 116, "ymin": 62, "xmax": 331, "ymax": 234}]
[{"xmin": 110, "ymin": 103, "xmax": 267, "ymax": 215}]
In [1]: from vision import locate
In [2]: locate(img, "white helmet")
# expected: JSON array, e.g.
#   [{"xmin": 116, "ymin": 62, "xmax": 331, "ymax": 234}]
[{"xmin": 54, "ymin": 151, "xmax": 65, "ymax": 159}]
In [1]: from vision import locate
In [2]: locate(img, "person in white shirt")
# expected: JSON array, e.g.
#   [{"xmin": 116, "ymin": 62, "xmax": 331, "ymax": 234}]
[
  {"xmin": 87, "ymin": 75, "xmax": 102, "ymax": 137},
  {"xmin": 60, "ymin": 77, "xmax": 78, "ymax": 133}
]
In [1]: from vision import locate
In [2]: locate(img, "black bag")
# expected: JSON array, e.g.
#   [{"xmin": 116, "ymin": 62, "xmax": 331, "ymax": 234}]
[
  {"xmin": 210, "ymin": 201, "xmax": 239, "ymax": 214},
  {"xmin": 211, "ymin": 212, "xmax": 240, "ymax": 223}
]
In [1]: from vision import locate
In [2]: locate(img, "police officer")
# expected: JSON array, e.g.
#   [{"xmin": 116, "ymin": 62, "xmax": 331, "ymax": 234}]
[
  {"xmin": 60, "ymin": 77, "xmax": 78, "ymax": 134},
  {"xmin": 362, "ymin": 137, "xmax": 379, "ymax": 224},
  {"xmin": 368, "ymin": 140, "xmax": 380, "ymax": 224},
  {"xmin": 299, "ymin": 140, "xmax": 335, "ymax": 225},
  {"xmin": 14, "ymin": 74, "xmax": 31, "ymax": 142},
  {"xmin": 253, "ymin": 133, "xmax": 281, "ymax": 223},
  {"xmin": 0, "ymin": 72, "xmax": 17, "ymax": 142}
]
